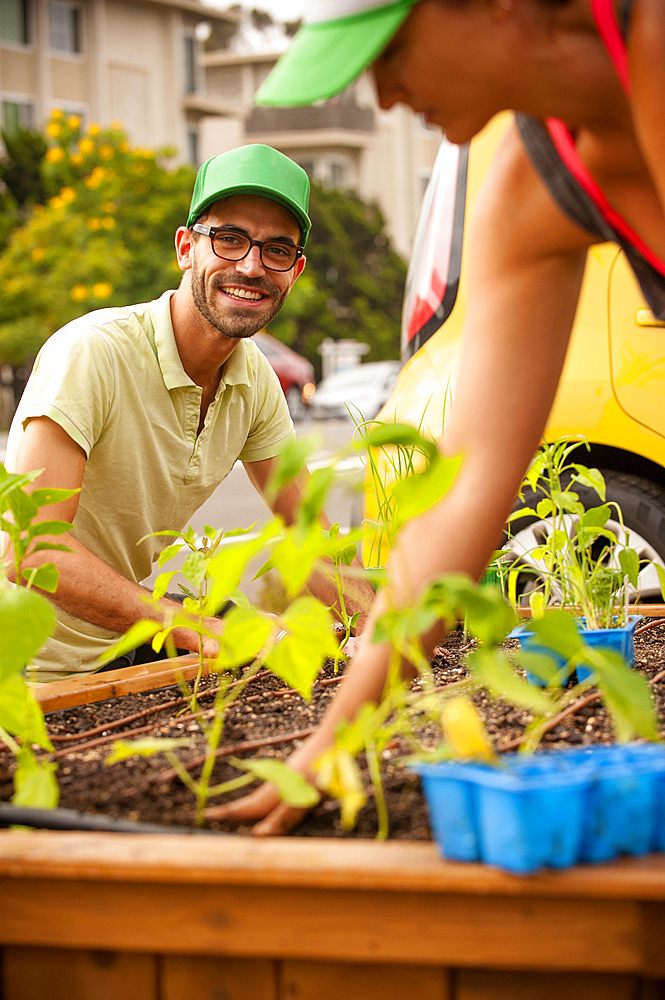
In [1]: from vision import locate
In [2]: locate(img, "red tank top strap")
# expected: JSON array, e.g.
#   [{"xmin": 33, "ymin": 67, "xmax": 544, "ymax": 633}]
[
  {"xmin": 589, "ymin": 0, "xmax": 631, "ymax": 94},
  {"xmin": 545, "ymin": 117, "xmax": 665, "ymax": 278}
]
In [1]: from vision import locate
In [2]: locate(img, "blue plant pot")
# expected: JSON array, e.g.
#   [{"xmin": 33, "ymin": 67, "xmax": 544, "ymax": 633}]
[
  {"xmin": 509, "ymin": 615, "xmax": 641, "ymax": 686},
  {"xmin": 413, "ymin": 744, "xmax": 665, "ymax": 874}
]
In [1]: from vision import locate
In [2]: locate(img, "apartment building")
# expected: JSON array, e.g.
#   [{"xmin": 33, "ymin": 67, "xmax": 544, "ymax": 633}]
[
  {"xmin": 202, "ymin": 48, "xmax": 441, "ymax": 259},
  {"xmin": 0, "ymin": 0, "xmax": 237, "ymax": 163}
]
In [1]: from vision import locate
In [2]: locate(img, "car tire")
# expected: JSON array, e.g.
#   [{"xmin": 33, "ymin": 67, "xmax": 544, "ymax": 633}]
[{"xmin": 503, "ymin": 470, "xmax": 665, "ymax": 604}]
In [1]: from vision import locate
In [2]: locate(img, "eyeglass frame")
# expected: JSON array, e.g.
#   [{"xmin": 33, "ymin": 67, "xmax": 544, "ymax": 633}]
[{"xmin": 191, "ymin": 223, "xmax": 305, "ymax": 272}]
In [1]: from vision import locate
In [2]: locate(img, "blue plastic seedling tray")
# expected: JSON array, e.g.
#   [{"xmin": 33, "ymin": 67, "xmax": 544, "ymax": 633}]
[
  {"xmin": 413, "ymin": 744, "xmax": 665, "ymax": 875},
  {"xmin": 509, "ymin": 616, "xmax": 641, "ymax": 687}
]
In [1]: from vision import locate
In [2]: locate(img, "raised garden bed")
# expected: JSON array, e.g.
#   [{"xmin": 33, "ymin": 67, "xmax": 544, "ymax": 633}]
[{"xmin": 2, "ymin": 616, "xmax": 665, "ymax": 997}]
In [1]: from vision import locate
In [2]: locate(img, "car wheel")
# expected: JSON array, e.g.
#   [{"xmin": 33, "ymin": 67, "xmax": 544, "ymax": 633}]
[
  {"xmin": 502, "ymin": 470, "xmax": 665, "ymax": 604},
  {"xmin": 286, "ymin": 385, "xmax": 306, "ymax": 422}
]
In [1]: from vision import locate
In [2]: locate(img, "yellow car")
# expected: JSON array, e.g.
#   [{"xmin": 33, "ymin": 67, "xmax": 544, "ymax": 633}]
[{"xmin": 383, "ymin": 112, "xmax": 665, "ymax": 600}]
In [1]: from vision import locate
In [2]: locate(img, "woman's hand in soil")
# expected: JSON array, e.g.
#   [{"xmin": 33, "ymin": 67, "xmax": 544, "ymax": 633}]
[{"xmin": 205, "ymin": 740, "xmax": 322, "ymax": 835}]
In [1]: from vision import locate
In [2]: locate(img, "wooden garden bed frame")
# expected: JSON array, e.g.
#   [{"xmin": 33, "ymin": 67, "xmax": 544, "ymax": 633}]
[
  {"xmin": 1, "ymin": 831, "xmax": 665, "ymax": 999},
  {"xmin": 3, "ymin": 628, "xmax": 665, "ymax": 999}
]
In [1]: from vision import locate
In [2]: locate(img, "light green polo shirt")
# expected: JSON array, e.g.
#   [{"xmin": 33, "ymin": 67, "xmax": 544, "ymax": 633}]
[{"xmin": 12, "ymin": 290, "xmax": 294, "ymax": 681}]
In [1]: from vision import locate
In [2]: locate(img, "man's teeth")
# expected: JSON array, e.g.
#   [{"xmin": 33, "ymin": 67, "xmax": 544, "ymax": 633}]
[{"xmin": 224, "ymin": 287, "xmax": 264, "ymax": 301}]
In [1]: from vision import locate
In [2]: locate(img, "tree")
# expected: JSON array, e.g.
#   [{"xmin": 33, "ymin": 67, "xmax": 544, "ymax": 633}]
[
  {"xmin": 267, "ymin": 183, "xmax": 407, "ymax": 379},
  {"xmin": 0, "ymin": 112, "xmax": 195, "ymax": 364}
]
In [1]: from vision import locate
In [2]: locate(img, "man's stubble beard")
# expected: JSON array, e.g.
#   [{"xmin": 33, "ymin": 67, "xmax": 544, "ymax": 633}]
[{"xmin": 190, "ymin": 254, "xmax": 289, "ymax": 340}]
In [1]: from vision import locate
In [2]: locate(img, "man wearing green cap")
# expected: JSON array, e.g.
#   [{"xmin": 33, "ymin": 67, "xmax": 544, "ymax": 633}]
[
  {"xmin": 206, "ymin": 0, "xmax": 665, "ymax": 834},
  {"xmin": 6, "ymin": 143, "xmax": 371, "ymax": 681}
]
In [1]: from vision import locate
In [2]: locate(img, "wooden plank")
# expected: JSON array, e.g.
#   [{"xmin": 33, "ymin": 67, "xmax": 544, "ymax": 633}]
[
  {"xmin": 280, "ymin": 960, "xmax": 449, "ymax": 1000},
  {"xmin": 35, "ymin": 654, "xmax": 208, "ymax": 713},
  {"xmin": 2, "ymin": 832, "xmax": 665, "ymax": 902},
  {"xmin": 161, "ymin": 955, "xmax": 277, "ymax": 1000},
  {"xmin": 2, "ymin": 945, "xmax": 157, "ymax": 1000},
  {"xmin": 0, "ymin": 878, "xmax": 645, "ymax": 972},
  {"xmin": 516, "ymin": 605, "xmax": 665, "ymax": 618},
  {"xmin": 456, "ymin": 969, "xmax": 636, "ymax": 1000}
]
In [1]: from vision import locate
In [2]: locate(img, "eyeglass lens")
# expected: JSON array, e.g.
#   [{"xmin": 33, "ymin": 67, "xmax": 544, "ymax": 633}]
[{"xmin": 212, "ymin": 232, "xmax": 297, "ymax": 271}]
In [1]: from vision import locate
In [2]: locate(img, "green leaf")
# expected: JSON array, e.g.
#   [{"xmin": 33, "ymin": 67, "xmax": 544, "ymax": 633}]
[
  {"xmin": 157, "ymin": 543, "xmax": 183, "ymax": 568},
  {"xmin": 529, "ymin": 610, "xmax": 583, "ymax": 660},
  {"xmin": 0, "ymin": 587, "xmax": 56, "ymax": 680},
  {"xmin": 26, "ymin": 519, "xmax": 73, "ymax": 539},
  {"xmin": 300, "ymin": 465, "xmax": 335, "ymax": 529},
  {"xmin": 22, "ymin": 562, "xmax": 59, "ymax": 593},
  {"xmin": 515, "ymin": 649, "xmax": 566, "ymax": 686},
  {"xmin": 7, "ymin": 488, "xmax": 38, "ymax": 531},
  {"xmin": 391, "ymin": 452, "xmax": 462, "ymax": 525},
  {"xmin": 153, "ymin": 570, "xmax": 178, "ymax": 601},
  {"xmin": 96, "ymin": 619, "xmax": 160, "ymax": 665},
  {"xmin": 30, "ymin": 486, "xmax": 79, "ymax": 507},
  {"xmin": 536, "ymin": 498, "xmax": 555, "ymax": 518},
  {"xmin": 30, "ymin": 542, "xmax": 72, "ymax": 554},
  {"xmin": 656, "ymin": 562, "xmax": 665, "ymax": 602},
  {"xmin": 205, "ymin": 523, "xmax": 281, "ymax": 615},
  {"xmin": 362, "ymin": 422, "xmax": 430, "ymax": 452},
  {"xmin": 268, "ymin": 434, "xmax": 321, "ymax": 498},
  {"xmin": 13, "ymin": 749, "xmax": 59, "ymax": 809},
  {"xmin": 214, "ymin": 606, "xmax": 271, "ymax": 670},
  {"xmin": 571, "ymin": 465, "xmax": 606, "ymax": 500},
  {"xmin": 228, "ymin": 756, "xmax": 320, "ymax": 807},
  {"xmin": 105, "ymin": 736, "xmax": 191, "ymax": 765},
  {"xmin": 182, "ymin": 550, "xmax": 206, "ymax": 589},
  {"xmin": 0, "ymin": 673, "xmax": 52, "ymax": 748},
  {"xmin": 578, "ymin": 504, "xmax": 611, "ymax": 529},
  {"xmin": 265, "ymin": 596, "xmax": 337, "ymax": 699},
  {"xmin": 619, "ymin": 548, "xmax": 640, "ymax": 590},
  {"xmin": 592, "ymin": 648, "xmax": 658, "ymax": 741},
  {"xmin": 469, "ymin": 648, "xmax": 552, "ymax": 712}
]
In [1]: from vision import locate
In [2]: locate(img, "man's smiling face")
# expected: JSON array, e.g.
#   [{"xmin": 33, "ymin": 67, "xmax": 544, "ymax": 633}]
[{"xmin": 186, "ymin": 194, "xmax": 304, "ymax": 340}]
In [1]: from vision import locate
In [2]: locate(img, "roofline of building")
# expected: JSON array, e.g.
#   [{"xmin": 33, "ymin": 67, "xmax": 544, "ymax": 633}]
[{"xmin": 122, "ymin": 0, "xmax": 239, "ymax": 23}]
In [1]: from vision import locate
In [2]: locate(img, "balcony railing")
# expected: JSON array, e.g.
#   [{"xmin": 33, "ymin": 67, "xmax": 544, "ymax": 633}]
[{"xmin": 246, "ymin": 103, "xmax": 375, "ymax": 134}]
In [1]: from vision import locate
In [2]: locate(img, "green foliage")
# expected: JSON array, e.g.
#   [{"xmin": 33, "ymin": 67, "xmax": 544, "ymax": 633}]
[
  {"xmin": 505, "ymin": 438, "xmax": 649, "ymax": 628},
  {"xmin": 0, "ymin": 111, "xmax": 195, "ymax": 364},
  {"xmin": 0, "ymin": 463, "xmax": 78, "ymax": 807},
  {"xmin": 267, "ymin": 183, "xmax": 406, "ymax": 377}
]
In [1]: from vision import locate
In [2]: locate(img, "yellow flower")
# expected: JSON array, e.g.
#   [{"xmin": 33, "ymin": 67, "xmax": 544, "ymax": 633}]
[
  {"xmin": 441, "ymin": 696, "xmax": 496, "ymax": 763},
  {"xmin": 70, "ymin": 153, "xmax": 83, "ymax": 166},
  {"xmin": 101, "ymin": 216, "xmax": 115, "ymax": 229},
  {"xmin": 51, "ymin": 108, "xmax": 63, "ymax": 119},
  {"xmin": 46, "ymin": 121, "xmax": 62, "ymax": 138},
  {"xmin": 31, "ymin": 247, "xmax": 45, "ymax": 262},
  {"xmin": 119, "ymin": 141, "xmax": 129, "ymax": 152},
  {"xmin": 92, "ymin": 166, "xmax": 105, "ymax": 179},
  {"xmin": 98, "ymin": 144, "xmax": 114, "ymax": 160},
  {"xmin": 67, "ymin": 115, "xmax": 80, "ymax": 129},
  {"xmin": 86, "ymin": 217, "xmax": 101, "ymax": 230},
  {"xmin": 92, "ymin": 282, "xmax": 112, "ymax": 299},
  {"xmin": 60, "ymin": 187, "xmax": 76, "ymax": 203},
  {"xmin": 70, "ymin": 284, "xmax": 89, "ymax": 302},
  {"xmin": 89, "ymin": 123, "xmax": 100, "ymax": 135},
  {"xmin": 101, "ymin": 201, "xmax": 116, "ymax": 213},
  {"xmin": 78, "ymin": 138, "xmax": 94, "ymax": 155},
  {"xmin": 49, "ymin": 196, "xmax": 64, "ymax": 210},
  {"xmin": 45, "ymin": 147, "xmax": 64, "ymax": 164}
]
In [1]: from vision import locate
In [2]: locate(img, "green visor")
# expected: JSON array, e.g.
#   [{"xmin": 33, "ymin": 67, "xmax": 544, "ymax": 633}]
[{"xmin": 255, "ymin": 0, "xmax": 417, "ymax": 108}]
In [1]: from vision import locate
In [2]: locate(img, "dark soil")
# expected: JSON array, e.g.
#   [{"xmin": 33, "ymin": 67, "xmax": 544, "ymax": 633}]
[{"xmin": 3, "ymin": 621, "xmax": 665, "ymax": 840}]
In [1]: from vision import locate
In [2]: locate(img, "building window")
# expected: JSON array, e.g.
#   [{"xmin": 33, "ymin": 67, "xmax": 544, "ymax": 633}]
[
  {"xmin": 186, "ymin": 129, "xmax": 199, "ymax": 167},
  {"xmin": 0, "ymin": 0, "xmax": 29, "ymax": 44},
  {"xmin": 329, "ymin": 160, "xmax": 345, "ymax": 189},
  {"xmin": 183, "ymin": 35, "xmax": 196, "ymax": 94},
  {"xmin": 49, "ymin": 0, "xmax": 81, "ymax": 53},
  {"xmin": 2, "ymin": 99, "xmax": 33, "ymax": 134}
]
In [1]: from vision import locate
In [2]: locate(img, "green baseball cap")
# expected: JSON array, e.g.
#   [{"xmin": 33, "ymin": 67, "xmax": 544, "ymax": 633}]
[
  {"xmin": 187, "ymin": 144, "xmax": 311, "ymax": 244},
  {"xmin": 255, "ymin": 0, "xmax": 418, "ymax": 108}
]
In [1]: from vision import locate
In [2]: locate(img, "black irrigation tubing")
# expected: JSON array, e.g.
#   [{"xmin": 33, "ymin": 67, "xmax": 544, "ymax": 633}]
[
  {"xmin": 0, "ymin": 802, "xmax": 224, "ymax": 835},
  {"xmin": 635, "ymin": 618, "xmax": 665, "ymax": 636}
]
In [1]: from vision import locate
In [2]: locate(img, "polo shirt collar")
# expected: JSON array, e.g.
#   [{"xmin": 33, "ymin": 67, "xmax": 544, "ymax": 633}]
[{"xmin": 150, "ymin": 290, "xmax": 253, "ymax": 391}]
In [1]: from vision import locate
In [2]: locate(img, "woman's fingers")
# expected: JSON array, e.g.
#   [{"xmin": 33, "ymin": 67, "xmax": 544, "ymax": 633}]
[
  {"xmin": 252, "ymin": 802, "xmax": 312, "ymax": 836},
  {"xmin": 204, "ymin": 783, "xmax": 281, "ymax": 822}
]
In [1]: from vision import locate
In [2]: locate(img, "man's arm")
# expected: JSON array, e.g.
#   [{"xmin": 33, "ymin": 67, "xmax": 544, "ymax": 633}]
[
  {"xmin": 208, "ymin": 123, "xmax": 597, "ymax": 832},
  {"xmin": 243, "ymin": 455, "xmax": 373, "ymax": 635},
  {"xmin": 6, "ymin": 416, "xmax": 219, "ymax": 654}
]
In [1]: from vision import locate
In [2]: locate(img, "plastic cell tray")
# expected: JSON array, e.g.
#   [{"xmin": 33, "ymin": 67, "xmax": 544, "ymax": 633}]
[{"xmin": 413, "ymin": 743, "xmax": 665, "ymax": 874}]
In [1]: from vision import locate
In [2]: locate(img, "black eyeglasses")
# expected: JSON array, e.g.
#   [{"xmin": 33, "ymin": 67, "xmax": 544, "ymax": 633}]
[{"xmin": 191, "ymin": 224, "xmax": 304, "ymax": 272}]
